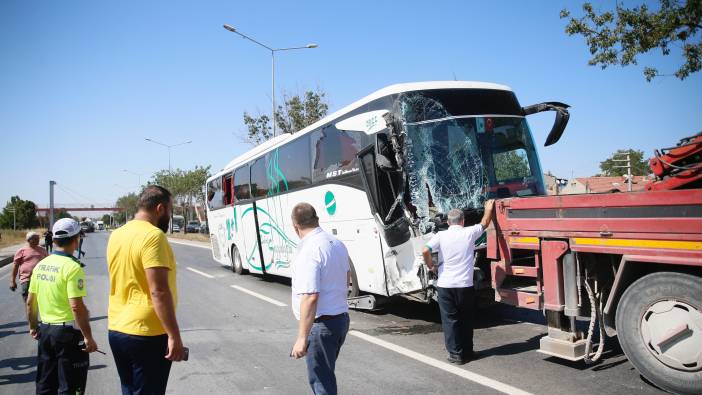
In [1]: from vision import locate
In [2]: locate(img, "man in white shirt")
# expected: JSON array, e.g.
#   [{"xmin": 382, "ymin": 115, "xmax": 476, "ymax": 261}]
[
  {"xmin": 289, "ymin": 202, "xmax": 350, "ymax": 395},
  {"xmin": 422, "ymin": 199, "xmax": 494, "ymax": 364}
]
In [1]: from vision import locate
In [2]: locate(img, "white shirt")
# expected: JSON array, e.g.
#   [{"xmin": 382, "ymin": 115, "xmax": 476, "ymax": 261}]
[
  {"xmin": 426, "ymin": 224, "xmax": 484, "ymax": 288},
  {"xmin": 291, "ymin": 227, "xmax": 350, "ymax": 320}
]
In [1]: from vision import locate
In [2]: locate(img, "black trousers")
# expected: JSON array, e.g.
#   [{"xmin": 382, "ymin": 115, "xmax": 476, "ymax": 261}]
[
  {"xmin": 36, "ymin": 324, "xmax": 89, "ymax": 395},
  {"xmin": 109, "ymin": 331, "xmax": 172, "ymax": 395},
  {"xmin": 436, "ymin": 286, "xmax": 475, "ymax": 359}
]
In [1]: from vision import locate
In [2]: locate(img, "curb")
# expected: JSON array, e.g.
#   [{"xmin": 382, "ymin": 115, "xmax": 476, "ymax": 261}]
[{"xmin": 0, "ymin": 256, "xmax": 12, "ymax": 268}]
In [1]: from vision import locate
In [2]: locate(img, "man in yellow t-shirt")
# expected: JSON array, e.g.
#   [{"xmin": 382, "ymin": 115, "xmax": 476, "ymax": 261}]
[
  {"xmin": 106, "ymin": 185, "xmax": 185, "ymax": 395},
  {"xmin": 26, "ymin": 218, "xmax": 98, "ymax": 394}
]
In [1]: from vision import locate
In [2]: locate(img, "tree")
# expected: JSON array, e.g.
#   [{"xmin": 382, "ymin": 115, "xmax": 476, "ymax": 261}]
[
  {"xmin": 150, "ymin": 166, "xmax": 211, "ymax": 221},
  {"xmin": 243, "ymin": 89, "xmax": 329, "ymax": 144},
  {"xmin": 561, "ymin": 1, "xmax": 702, "ymax": 81},
  {"xmin": 115, "ymin": 192, "xmax": 139, "ymax": 224},
  {"xmin": 101, "ymin": 214, "xmax": 112, "ymax": 224},
  {"xmin": 55, "ymin": 209, "xmax": 72, "ymax": 220},
  {"xmin": 493, "ymin": 151, "xmax": 531, "ymax": 181},
  {"xmin": 0, "ymin": 196, "xmax": 39, "ymax": 229},
  {"xmin": 599, "ymin": 149, "xmax": 651, "ymax": 176}
]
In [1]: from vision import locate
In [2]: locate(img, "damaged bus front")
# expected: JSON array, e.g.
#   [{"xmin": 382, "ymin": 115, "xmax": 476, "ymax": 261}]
[{"xmin": 341, "ymin": 84, "xmax": 569, "ymax": 303}]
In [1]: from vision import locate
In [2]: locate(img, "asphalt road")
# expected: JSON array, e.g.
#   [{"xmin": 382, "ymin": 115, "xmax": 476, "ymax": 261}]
[{"xmin": 0, "ymin": 231, "xmax": 665, "ymax": 394}]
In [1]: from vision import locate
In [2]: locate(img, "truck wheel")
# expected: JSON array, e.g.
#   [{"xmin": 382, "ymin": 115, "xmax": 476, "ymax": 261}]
[
  {"xmin": 348, "ymin": 259, "xmax": 359, "ymax": 299},
  {"xmin": 231, "ymin": 245, "xmax": 245, "ymax": 275},
  {"xmin": 615, "ymin": 272, "xmax": 702, "ymax": 395}
]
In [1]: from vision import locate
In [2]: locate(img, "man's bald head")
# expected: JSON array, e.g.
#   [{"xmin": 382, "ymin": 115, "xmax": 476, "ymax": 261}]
[{"xmin": 291, "ymin": 203, "xmax": 319, "ymax": 230}]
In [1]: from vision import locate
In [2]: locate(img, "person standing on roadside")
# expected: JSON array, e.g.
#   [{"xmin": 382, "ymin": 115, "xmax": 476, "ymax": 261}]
[
  {"xmin": 76, "ymin": 229, "xmax": 86, "ymax": 258},
  {"xmin": 26, "ymin": 218, "xmax": 97, "ymax": 394},
  {"xmin": 422, "ymin": 199, "xmax": 495, "ymax": 365},
  {"xmin": 289, "ymin": 202, "xmax": 350, "ymax": 395},
  {"xmin": 107, "ymin": 185, "xmax": 186, "ymax": 395},
  {"xmin": 43, "ymin": 229, "xmax": 53, "ymax": 253},
  {"xmin": 10, "ymin": 231, "xmax": 48, "ymax": 302}
]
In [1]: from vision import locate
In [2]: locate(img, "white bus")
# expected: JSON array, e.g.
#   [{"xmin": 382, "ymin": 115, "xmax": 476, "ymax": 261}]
[{"xmin": 206, "ymin": 81, "xmax": 568, "ymax": 308}]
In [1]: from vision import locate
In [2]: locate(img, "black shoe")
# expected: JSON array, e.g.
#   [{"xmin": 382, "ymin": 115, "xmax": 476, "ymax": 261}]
[{"xmin": 447, "ymin": 354, "xmax": 467, "ymax": 365}]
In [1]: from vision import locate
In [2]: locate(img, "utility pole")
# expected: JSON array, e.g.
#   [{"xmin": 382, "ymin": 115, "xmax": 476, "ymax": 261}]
[
  {"xmin": 49, "ymin": 180, "xmax": 56, "ymax": 229},
  {"xmin": 612, "ymin": 151, "xmax": 633, "ymax": 192}
]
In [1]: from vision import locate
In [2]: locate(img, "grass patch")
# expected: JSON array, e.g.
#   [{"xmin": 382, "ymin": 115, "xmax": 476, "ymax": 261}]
[
  {"xmin": 166, "ymin": 232, "xmax": 210, "ymax": 243},
  {"xmin": 0, "ymin": 228, "xmax": 45, "ymax": 250}
]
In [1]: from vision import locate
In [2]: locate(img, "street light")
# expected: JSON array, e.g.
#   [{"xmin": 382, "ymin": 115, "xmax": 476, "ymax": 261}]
[
  {"xmin": 144, "ymin": 138, "xmax": 192, "ymax": 172},
  {"xmin": 122, "ymin": 169, "xmax": 143, "ymax": 188},
  {"xmin": 222, "ymin": 23, "xmax": 318, "ymax": 137}
]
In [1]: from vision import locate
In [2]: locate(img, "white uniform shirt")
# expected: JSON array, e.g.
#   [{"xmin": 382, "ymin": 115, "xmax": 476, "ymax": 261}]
[
  {"xmin": 291, "ymin": 227, "xmax": 350, "ymax": 320},
  {"xmin": 426, "ymin": 224, "xmax": 484, "ymax": 288}
]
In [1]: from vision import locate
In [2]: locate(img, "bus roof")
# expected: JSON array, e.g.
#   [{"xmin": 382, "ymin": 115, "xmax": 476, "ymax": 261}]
[{"xmin": 214, "ymin": 81, "xmax": 512, "ymax": 177}]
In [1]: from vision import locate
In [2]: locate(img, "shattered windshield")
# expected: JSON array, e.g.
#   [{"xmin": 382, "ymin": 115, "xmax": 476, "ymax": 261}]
[{"xmin": 401, "ymin": 94, "xmax": 545, "ymax": 229}]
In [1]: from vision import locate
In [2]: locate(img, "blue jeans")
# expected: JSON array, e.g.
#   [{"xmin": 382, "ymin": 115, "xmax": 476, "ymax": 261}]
[
  {"xmin": 306, "ymin": 313, "xmax": 350, "ymax": 395},
  {"xmin": 108, "ymin": 331, "xmax": 172, "ymax": 395}
]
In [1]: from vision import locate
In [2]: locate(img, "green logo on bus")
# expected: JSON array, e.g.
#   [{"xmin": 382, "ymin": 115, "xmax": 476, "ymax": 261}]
[{"xmin": 325, "ymin": 191, "xmax": 336, "ymax": 216}]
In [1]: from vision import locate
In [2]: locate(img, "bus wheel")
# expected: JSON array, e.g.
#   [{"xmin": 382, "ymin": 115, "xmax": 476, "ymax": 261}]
[
  {"xmin": 615, "ymin": 272, "xmax": 702, "ymax": 395},
  {"xmin": 231, "ymin": 245, "xmax": 244, "ymax": 275},
  {"xmin": 348, "ymin": 259, "xmax": 360, "ymax": 299}
]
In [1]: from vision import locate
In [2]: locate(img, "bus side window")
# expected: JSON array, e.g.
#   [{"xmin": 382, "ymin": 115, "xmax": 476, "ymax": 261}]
[
  {"xmin": 207, "ymin": 177, "xmax": 223, "ymax": 210},
  {"xmin": 312, "ymin": 126, "xmax": 368, "ymax": 182},
  {"xmin": 250, "ymin": 157, "xmax": 269, "ymax": 198},
  {"xmin": 234, "ymin": 165, "xmax": 251, "ymax": 201},
  {"xmin": 272, "ymin": 135, "xmax": 311, "ymax": 194},
  {"xmin": 222, "ymin": 173, "xmax": 233, "ymax": 205}
]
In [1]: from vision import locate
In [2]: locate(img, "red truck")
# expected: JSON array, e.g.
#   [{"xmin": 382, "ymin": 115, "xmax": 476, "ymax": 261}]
[{"xmin": 486, "ymin": 133, "xmax": 702, "ymax": 394}]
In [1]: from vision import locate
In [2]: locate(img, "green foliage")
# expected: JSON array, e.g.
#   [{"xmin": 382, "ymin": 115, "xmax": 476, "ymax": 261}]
[
  {"xmin": 493, "ymin": 150, "xmax": 531, "ymax": 181},
  {"xmin": 55, "ymin": 209, "xmax": 72, "ymax": 220},
  {"xmin": 0, "ymin": 196, "xmax": 39, "ymax": 229},
  {"xmin": 101, "ymin": 214, "xmax": 112, "ymax": 224},
  {"xmin": 561, "ymin": 1, "xmax": 702, "ymax": 81},
  {"xmin": 599, "ymin": 149, "xmax": 650, "ymax": 176},
  {"xmin": 243, "ymin": 89, "xmax": 329, "ymax": 144},
  {"xmin": 243, "ymin": 112, "xmax": 272, "ymax": 145}
]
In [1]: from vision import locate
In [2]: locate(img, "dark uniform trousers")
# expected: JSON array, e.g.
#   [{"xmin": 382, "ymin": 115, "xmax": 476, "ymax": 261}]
[
  {"xmin": 36, "ymin": 323, "xmax": 89, "ymax": 395},
  {"xmin": 436, "ymin": 286, "xmax": 475, "ymax": 359}
]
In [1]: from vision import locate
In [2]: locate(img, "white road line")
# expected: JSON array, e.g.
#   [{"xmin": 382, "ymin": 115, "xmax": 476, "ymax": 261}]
[
  {"xmin": 168, "ymin": 239, "xmax": 210, "ymax": 249},
  {"xmin": 186, "ymin": 267, "xmax": 215, "ymax": 279},
  {"xmin": 349, "ymin": 330, "xmax": 532, "ymax": 395},
  {"xmin": 230, "ymin": 285, "xmax": 287, "ymax": 307}
]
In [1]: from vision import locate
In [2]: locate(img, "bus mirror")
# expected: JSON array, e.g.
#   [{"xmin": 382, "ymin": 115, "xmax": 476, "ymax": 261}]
[
  {"xmin": 335, "ymin": 110, "xmax": 389, "ymax": 135},
  {"xmin": 522, "ymin": 102, "xmax": 570, "ymax": 147}
]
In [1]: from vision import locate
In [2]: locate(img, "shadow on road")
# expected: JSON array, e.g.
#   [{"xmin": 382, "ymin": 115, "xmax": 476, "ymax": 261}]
[
  {"xmin": 0, "ymin": 356, "xmax": 35, "ymax": 370},
  {"xmin": 0, "ymin": 355, "xmax": 36, "ymax": 385},
  {"xmin": 89, "ymin": 315, "xmax": 107, "ymax": 323},
  {"xmin": 0, "ymin": 321, "xmax": 28, "ymax": 330}
]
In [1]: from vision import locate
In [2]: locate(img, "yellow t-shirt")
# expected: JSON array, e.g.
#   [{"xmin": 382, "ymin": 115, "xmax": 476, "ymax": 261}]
[
  {"xmin": 106, "ymin": 220, "xmax": 177, "ymax": 336},
  {"xmin": 28, "ymin": 252, "xmax": 87, "ymax": 323}
]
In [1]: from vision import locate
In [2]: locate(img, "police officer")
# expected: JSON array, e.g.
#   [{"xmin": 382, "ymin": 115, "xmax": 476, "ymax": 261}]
[{"xmin": 26, "ymin": 218, "xmax": 98, "ymax": 394}]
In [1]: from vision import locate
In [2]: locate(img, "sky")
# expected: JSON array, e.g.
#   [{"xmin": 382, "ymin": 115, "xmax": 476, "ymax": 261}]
[{"xmin": 1, "ymin": 0, "xmax": 700, "ymax": 211}]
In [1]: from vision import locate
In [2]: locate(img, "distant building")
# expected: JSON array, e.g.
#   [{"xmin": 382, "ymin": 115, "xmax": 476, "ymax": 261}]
[
  {"xmin": 543, "ymin": 172, "xmax": 568, "ymax": 195},
  {"xmin": 559, "ymin": 176, "xmax": 653, "ymax": 195}
]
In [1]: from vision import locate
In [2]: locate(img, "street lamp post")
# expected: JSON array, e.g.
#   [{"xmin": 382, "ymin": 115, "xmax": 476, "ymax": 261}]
[
  {"xmin": 223, "ymin": 24, "xmax": 317, "ymax": 137},
  {"xmin": 144, "ymin": 138, "xmax": 192, "ymax": 233},
  {"xmin": 122, "ymin": 169, "xmax": 143, "ymax": 189},
  {"xmin": 144, "ymin": 138, "xmax": 192, "ymax": 173}
]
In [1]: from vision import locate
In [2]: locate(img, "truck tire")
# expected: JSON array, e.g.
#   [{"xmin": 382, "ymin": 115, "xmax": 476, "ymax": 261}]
[
  {"xmin": 231, "ymin": 245, "xmax": 245, "ymax": 275},
  {"xmin": 348, "ymin": 259, "xmax": 360, "ymax": 299},
  {"xmin": 615, "ymin": 271, "xmax": 702, "ymax": 395}
]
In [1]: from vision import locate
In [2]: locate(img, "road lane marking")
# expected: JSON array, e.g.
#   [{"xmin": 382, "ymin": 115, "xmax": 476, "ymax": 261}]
[
  {"xmin": 230, "ymin": 285, "xmax": 287, "ymax": 307},
  {"xmin": 186, "ymin": 267, "xmax": 215, "ymax": 279},
  {"xmin": 348, "ymin": 330, "xmax": 532, "ymax": 395},
  {"xmin": 168, "ymin": 239, "xmax": 210, "ymax": 249}
]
